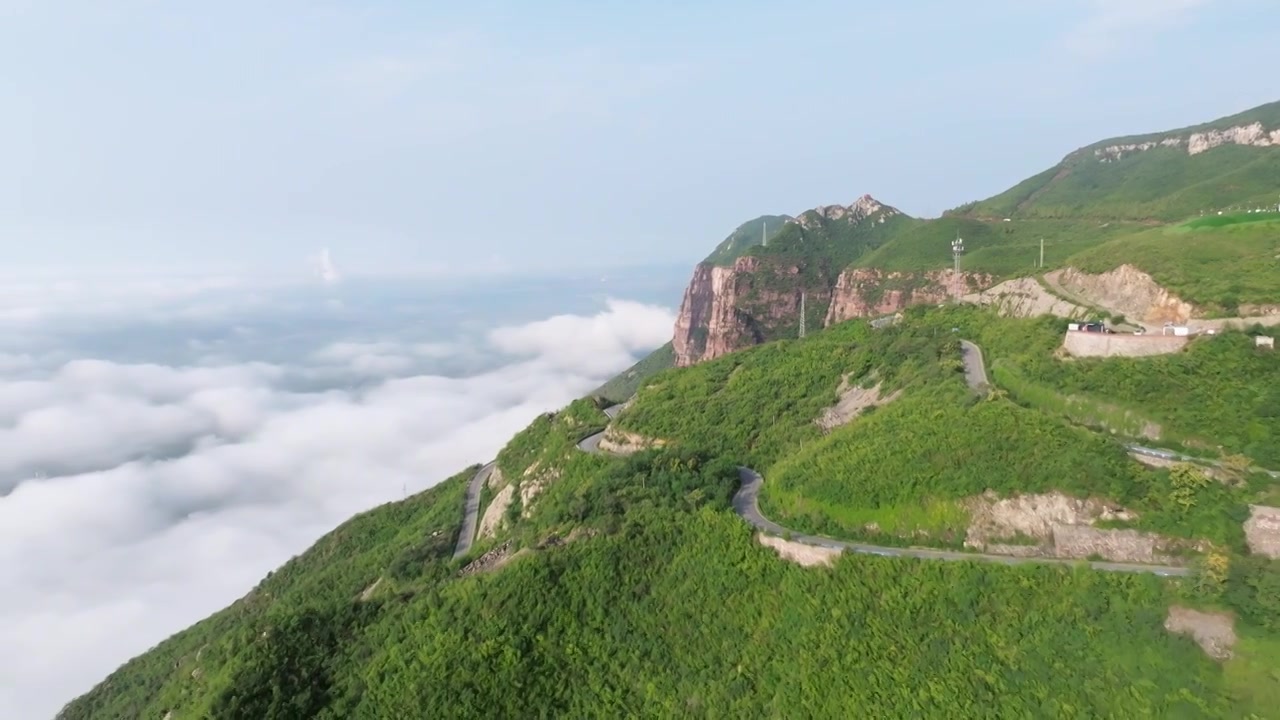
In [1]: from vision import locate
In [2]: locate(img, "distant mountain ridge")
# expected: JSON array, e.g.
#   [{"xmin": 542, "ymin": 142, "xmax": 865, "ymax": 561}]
[{"xmin": 668, "ymin": 99, "xmax": 1280, "ymax": 366}]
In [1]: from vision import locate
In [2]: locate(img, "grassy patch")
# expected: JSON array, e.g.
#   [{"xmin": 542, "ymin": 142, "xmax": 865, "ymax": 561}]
[{"xmin": 592, "ymin": 342, "xmax": 674, "ymax": 403}]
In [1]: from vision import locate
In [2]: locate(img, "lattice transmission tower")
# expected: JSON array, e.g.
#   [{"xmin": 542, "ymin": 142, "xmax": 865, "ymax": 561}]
[{"xmin": 799, "ymin": 293, "xmax": 807, "ymax": 338}]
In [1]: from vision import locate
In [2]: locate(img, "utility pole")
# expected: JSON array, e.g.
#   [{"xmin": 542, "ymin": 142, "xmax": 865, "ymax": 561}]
[
  {"xmin": 951, "ymin": 232, "xmax": 965, "ymax": 274},
  {"xmin": 1039, "ymin": 238, "xmax": 1044, "ymax": 268},
  {"xmin": 799, "ymin": 293, "xmax": 807, "ymax": 339},
  {"xmin": 762, "ymin": 221, "xmax": 767, "ymax": 248}
]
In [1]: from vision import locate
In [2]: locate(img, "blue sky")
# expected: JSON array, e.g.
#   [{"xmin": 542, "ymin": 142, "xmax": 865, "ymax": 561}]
[{"xmin": 2, "ymin": 0, "xmax": 1277, "ymax": 276}]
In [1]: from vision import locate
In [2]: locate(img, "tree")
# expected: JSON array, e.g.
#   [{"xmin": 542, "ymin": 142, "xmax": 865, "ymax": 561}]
[{"xmin": 1168, "ymin": 463, "xmax": 1211, "ymax": 512}]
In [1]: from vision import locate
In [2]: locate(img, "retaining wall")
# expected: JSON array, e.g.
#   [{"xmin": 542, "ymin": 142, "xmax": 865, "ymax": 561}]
[{"xmin": 1062, "ymin": 331, "xmax": 1189, "ymax": 358}]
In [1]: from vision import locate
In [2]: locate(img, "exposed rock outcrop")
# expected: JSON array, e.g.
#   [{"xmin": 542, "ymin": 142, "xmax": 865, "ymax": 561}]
[
  {"xmin": 757, "ymin": 533, "xmax": 841, "ymax": 567},
  {"xmin": 1051, "ymin": 265, "xmax": 1194, "ymax": 325},
  {"xmin": 672, "ymin": 255, "xmax": 822, "ymax": 366},
  {"xmin": 793, "ymin": 194, "xmax": 901, "ymax": 230},
  {"xmin": 597, "ymin": 429, "xmax": 666, "ymax": 456},
  {"xmin": 1094, "ymin": 121, "xmax": 1280, "ymax": 162},
  {"xmin": 1243, "ymin": 505, "xmax": 1280, "ymax": 559},
  {"xmin": 478, "ymin": 484, "xmax": 514, "ymax": 539},
  {"xmin": 965, "ymin": 491, "xmax": 1197, "ymax": 564},
  {"xmin": 825, "ymin": 269, "xmax": 991, "ymax": 326},
  {"xmin": 459, "ymin": 540, "xmax": 519, "ymax": 576},
  {"xmin": 485, "ymin": 466, "xmax": 505, "ymax": 491},
  {"xmin": 963, "ymin": 277, "xmax": 1089, "ymax": 319},
  {"xmin": 815, "ymin": 377, "xmax": 900, "ymax": 432},
  {"xmin": 519, "ymin": 462, "xmax": 561, "ymax": 519},
  {"xmin": 671, "ymin": 195, "xmax": 909, "ymax": 367},
  {"xmin": 1165, "ymin": 606, "xmax": 1237, "ymax": 660}
]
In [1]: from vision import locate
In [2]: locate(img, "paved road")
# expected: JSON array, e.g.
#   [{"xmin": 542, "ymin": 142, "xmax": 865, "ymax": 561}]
[
  {"xmin": 960, "ymin": 337, "xmax": 1278, "ymax": 478},
  {"xmin": 959, "ymin": 339, "xmax": 988, "ymax": 390},
  {"xmin": 731, "ymin": 466, "xmax": 1189, "ymax": 576},
  {"xmin": 577, "ymin": 403, "xmax": 1191, "ymax": 577},
  {"xmin": 454, "ymin": 404, "xmax": 622, "ymax": 559},
  {"xmin": 453, "ymin": 462, "xmax": 496, "ymax": 559}
]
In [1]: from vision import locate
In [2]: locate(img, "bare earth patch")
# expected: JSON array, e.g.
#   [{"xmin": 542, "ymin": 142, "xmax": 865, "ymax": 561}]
[
  {"xmin": 815, "ymin": 376, "xmax": 901, "ymax": 432},
  {"xmin": 757, "ymin": 533, "xmax": 841, "ymax": 567},
  {"xmin": 963, "ymin": 277, "xmax": 1089, "ymax": 319},
  {"xmin": 1165, "ymin": 606, "xmax": 1237, "ymax": 660},
  {"xmin": 357, "ymin": 577, "xmax": 384, "ymax": 602},
  {"xmin": 1244, "ymin": 505, "xmax": 1280, "ymax": 558}
]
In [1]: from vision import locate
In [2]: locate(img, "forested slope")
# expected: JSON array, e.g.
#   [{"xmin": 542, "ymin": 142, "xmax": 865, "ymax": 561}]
[{"xmin": 62, "ymin": 303, "xmax": 1280, "ymax": 719}]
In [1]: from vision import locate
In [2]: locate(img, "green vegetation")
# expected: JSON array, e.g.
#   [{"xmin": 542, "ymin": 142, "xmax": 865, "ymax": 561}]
[
  {"xmin": 1069, "ymin": 220, "xmax": 1280, "ymax": 310},
  {"xmin": 1000, "ymin": 327, "xmax": 1280, "ymax": 468},
  {"xmin": 494, "ymin": 397, "xmax": 608, "ymax": 483},
  {"xmin": 703, "ymin": 214, "xmax": 792, "ymax": 266},
  {"xmin": 591, "ymin": 342, "xmax": 674, "ymax": 403},
  {"xmin": 962, "ymin": 100, "xmax": 1280, "ymax": 222},
  {"xmin": 746, "ymin": 209, "xmax": 915, "ymax": 279},
  {"xmin": 60, "ymin": 467, "xmax": 1271, "ymax": 719},
  {"xmin": 616, "ymin": 315, "xmax": 950, "ymax": 470},
  {"xmin": 59, "ymin": 100, "xmax": 1280, "ymax": 719},
  {"xmin": 855, "ymin": 216, "xmax": 1145, "ymax": 278},
  {"xmin": 1185, "ymin": 212, "xmax": 1280, "ymax": 230},
  {"xmin": 763, "ymin": 381, "xmax": 1156, "ymax": 543},
  {"xmin": 57, "ymin": 468, "xmax": 473, "ymax": 720},
  {"xmin": 968, "ymin": 145, "xmax": 1280, "ymax": 222}
]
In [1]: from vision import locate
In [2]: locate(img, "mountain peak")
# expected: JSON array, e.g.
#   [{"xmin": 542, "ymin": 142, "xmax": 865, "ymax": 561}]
[{"xmin": 796, "ymin": 194, "xmax": 901, "ymax": 229}]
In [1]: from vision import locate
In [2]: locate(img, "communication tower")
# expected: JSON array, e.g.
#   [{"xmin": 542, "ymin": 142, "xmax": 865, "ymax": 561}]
[{"xmin": 951, "ymin": 232, "xmax": 965, "ymax": 274}]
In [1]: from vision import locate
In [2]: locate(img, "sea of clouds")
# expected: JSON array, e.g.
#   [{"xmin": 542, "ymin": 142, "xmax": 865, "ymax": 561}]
[{"xmin": 0, "ymin": 270, "xmax": 680, "ymax": 719}]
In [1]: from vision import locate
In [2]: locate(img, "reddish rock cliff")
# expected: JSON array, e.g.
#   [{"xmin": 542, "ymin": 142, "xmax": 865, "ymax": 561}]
[
  {"xmin": 824, "ymin": 269, "xmax": 992, "ymax": 326},
  {"xmin": 672, "ymin": 255, "xmax": 826, "ymax": 366}
]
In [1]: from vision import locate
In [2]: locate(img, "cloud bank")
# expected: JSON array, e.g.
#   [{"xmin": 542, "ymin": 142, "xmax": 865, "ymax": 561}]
[{"xmin": 0, "ymin": 285, "xmax": 674, "ymax": 719}]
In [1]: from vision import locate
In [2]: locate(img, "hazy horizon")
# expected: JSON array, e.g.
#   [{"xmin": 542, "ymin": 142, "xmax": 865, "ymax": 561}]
[
  {"xmin": 0, "ymin": 266, "xmax": 689, "ymax": 718},
  {"xmin": 4, "ymin": 1, "xmax": 1278, "ymax": 276}
]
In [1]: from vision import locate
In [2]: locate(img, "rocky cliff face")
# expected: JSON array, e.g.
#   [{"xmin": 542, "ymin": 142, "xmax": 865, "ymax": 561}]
[
  {"xmin": 1093, "ymin": 121, "xmax": 1280, "ymax": 162},
  {"xmin": 672, "ymin": 255, "xmax": 824, "ymax": 366},
  {"xmin": 824, "ymin": 269, "xmax": 991, "ymax": 326},
  {"xmin": 671, "ymin": 195, "xmax": 985, "ymax": 366},
  {"xmin": 1052, "ymin": 265, "xmax": 1195, "ymax": 324}
]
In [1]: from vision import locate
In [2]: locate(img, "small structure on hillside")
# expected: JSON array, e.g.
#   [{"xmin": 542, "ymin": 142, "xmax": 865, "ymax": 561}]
[
  {"xmin": 1068, "ymin": 321, "xmax": 1111, "ymax": 334},
  {"xmin": 1256, "ymin": 336, "xmax": 1275, "ymax": 349}
]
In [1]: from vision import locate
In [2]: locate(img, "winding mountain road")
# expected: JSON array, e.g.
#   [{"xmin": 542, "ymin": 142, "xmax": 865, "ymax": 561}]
[
  {"xmin": 959, "ymin": 336, "xmax": 1278, "ymax": 477},
  {"xmin": 460, "ymin": 348, "xmax": 1197, "ymax": 577},
  {"xmin": 959, "ymin": 339, "xmax": 988, "ymax": 391},
  {"xmin": 454, "ymin": 404, "xmax": 627, "ymax": 559},
  {"xmin": 453, "ymin": 462, "xmax": 496, "ymax": 559},
  {"xmin": 572, "ymin": 344, "xmax": 1191, "ymax": 577}
]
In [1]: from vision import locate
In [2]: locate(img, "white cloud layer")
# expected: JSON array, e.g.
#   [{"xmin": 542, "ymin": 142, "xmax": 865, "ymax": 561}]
[{"xmin": 0, "ymin": 293, "xmax": 674, "ymax": 719}]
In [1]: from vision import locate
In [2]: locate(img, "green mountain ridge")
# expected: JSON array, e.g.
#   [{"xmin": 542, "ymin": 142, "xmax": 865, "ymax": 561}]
[
  {"xmin": 961, "ymin": 101, "xmax": 1280, "ymax": 222},
  {"xmin": 60, "ymin": 100, "xmax": 1280, "ymax": 719}
]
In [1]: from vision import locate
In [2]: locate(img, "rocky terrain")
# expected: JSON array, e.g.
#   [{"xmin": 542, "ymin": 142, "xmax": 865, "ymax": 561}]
[
  {"xmin": 1095, "ymin": 121, "xmax": 1280, "ymax": 162},
  {"xmin": 1164, "ymin": 606, "xmax": 1237, "ymax": 661},
  {"xmin": 756, "ymin": 533, "xmax": 841, "ymax": 567},
  {"xmin": 964, "ymin": 491, "xmax": 1200, "ymax": 564},
  {"xmin": 824, "ymin": 269, "xmax": 990, "ymax": 325},
  {"xmin": 1244, "ymin": 505, "xmax": 1280, "ymax": 558}
]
